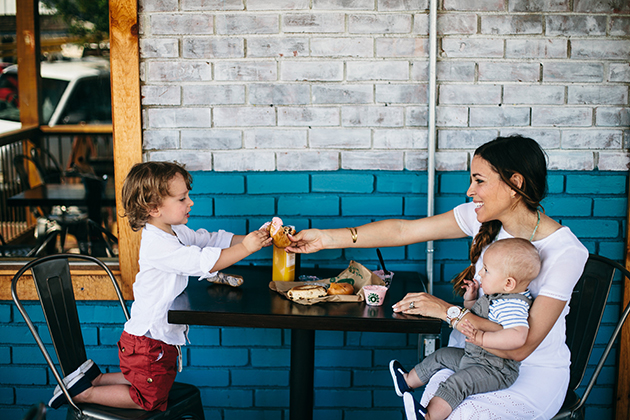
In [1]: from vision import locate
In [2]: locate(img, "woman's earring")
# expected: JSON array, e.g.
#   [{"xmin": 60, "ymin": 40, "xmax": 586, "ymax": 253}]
[{"xmin": 511, "ymin": 191, "xmax": 516, "ymax": 199}]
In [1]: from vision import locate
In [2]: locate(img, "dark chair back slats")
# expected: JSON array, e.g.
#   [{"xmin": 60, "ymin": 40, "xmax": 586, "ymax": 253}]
[
  {"xmin": 31, "ymin": 259, "xmax": 87, "ymax": 376},
  {"xmin": 564, "ymin": 254, "xmax": 615, "ymax": 392}
]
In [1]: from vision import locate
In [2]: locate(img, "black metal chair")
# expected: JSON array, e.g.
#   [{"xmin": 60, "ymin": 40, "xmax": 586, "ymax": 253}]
[
  {"xmin": 552, "ymin": 254, "xmax": 630, "ymax": 419},
  {"xmin": 21, "ymin": 402, "xmax": 46, "ymax": 420},
  {"xmin": 11, "ymin": 254, "xmax": 205, "ymax": 420}
]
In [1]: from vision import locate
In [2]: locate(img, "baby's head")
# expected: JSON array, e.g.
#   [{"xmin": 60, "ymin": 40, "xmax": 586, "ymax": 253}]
[
  {"xmin": 121, "ymin": 161, "xmax": 192, "ymax": 231},
  {"xmin": 480, "ymin": 238, "xmax": 541, "ymax": 295}
]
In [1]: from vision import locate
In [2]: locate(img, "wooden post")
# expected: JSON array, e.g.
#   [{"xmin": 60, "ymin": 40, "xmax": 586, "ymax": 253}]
[
  {"xmin": 109, "ymin": 0, "xmax": 142, "ymax": 299},
  {"xmin": 617, "ymin": 179, "xmax": 630, "ymax": 419},
  {"xmin": 16, "ymin": 0, "xmax": 40, "ymax": 128}
]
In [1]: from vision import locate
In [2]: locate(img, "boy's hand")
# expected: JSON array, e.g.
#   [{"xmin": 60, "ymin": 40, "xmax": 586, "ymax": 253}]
[
  {"xmin": 257, "ymin": 222, "xmax": 273, "ymax": 247},
  {"xmin": 242, "ymin": 230, "xmax": 272, "ymax": 254},
  {"xmin": 462, "ymin": 278, "xmax": 479, "ymax": 302},
  {"xmin": 461, "ymin": 319, "xmax": 484, "ymax": 346}
]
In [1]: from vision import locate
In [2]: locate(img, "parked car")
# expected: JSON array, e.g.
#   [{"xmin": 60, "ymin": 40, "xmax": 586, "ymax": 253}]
[{"xmin": 0, "ymin": 59, "xmax": 112, "ymax": 134}]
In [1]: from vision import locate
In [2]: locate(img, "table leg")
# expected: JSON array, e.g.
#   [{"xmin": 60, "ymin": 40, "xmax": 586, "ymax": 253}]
[{"xmin": 290, "ymin": 329, "xmax": 314, "ymax": 420}]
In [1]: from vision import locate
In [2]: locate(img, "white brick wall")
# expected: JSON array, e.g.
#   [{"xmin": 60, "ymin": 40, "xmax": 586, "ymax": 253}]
[{"xmin": 140, "ymin": 0, "xmax": 630, "ymax": 171}]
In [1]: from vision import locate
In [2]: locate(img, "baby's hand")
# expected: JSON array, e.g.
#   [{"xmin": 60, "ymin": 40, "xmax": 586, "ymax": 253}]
[
  {"xmin": 460, "ymin": 319, "xmax": 484, "ymax": 347},
  {"xmin": 462, "ymin": 278, "xmax": 479, "ymax": 302},
  {"xmin": 242, "ymin": 230, "xmax": 272, "ymax": 254}
]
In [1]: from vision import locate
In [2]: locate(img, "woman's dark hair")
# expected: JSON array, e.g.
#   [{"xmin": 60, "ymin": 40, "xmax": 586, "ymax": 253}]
[
  {"xmin": 451, "ymin": 135, "xmax": 548, "ymax": 295},
  {"xmin": 121, "ymin": 161, "xmax": 192, "ymax": 231}
]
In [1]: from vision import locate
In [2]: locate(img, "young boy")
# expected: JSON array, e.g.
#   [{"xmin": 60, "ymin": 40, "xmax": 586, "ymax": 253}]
[
  {"xmin": 389, "ymin": 238, "xmax": 541, "ymax": 420},
  {"xmin": 48, "ymin": 161, "xmax": 272, "ymax": 410}
]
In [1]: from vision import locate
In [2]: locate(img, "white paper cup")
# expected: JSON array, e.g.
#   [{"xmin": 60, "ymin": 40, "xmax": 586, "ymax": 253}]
[{"xmin": 363, "ymin": 285, "xmax": 388, "ymax": 306}]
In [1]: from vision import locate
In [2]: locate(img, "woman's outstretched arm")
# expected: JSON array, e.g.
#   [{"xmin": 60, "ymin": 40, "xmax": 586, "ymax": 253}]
[{"xmin": 286, "ymin": 210, "xmax": 466, "ymax": 254}]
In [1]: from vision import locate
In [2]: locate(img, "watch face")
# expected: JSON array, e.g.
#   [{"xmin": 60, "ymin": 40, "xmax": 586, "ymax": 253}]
[{"xmin": 447, "ymin": 306, "xmax": 461, "ymax": 318}]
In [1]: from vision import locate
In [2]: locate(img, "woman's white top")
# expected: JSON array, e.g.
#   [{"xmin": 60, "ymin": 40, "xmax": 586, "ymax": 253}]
[
  {"xmin": 420, "ymin": 201, "xmax": 589, "ymax": 419},
  {"xmin": 124, "ymin": 223, "xmax": 234, "ymax": 345}
]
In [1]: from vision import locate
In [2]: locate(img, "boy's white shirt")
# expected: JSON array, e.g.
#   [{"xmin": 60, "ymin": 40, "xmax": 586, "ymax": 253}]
[{"xmin": 123, "ymin": 223, "xmax": 234, "ymax": 345}]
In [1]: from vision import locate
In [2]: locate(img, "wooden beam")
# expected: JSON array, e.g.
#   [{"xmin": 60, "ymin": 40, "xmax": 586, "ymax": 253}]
[
  {"xmin": 16, "ymin": 0, "xmax": 40, "ymax": 127},
  {"xmin": 109, "ymin": 0, "xmax": 142, "ymax": 299},
  {"xmin": 40, "ymin": 124, "xmax": 113, "ymax": 135},
  {"xmin": 617, "ymin": 179, "xmax": 630, "ymax": 420}
]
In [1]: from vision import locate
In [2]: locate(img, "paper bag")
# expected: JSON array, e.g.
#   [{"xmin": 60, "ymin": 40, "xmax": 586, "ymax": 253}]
[{"xmin": 269, "ymin": 260, "xmax": 386, "ymax": 305}]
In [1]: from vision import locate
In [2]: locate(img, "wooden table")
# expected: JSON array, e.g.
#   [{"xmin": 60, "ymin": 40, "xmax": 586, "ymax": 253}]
[
  {"xmin": 6, "ymin": 183, "xmax": 116, "ymax": 208},
  {"xmin": 168, "ymin": 265, "xmax": 442, "ymax": 420}
]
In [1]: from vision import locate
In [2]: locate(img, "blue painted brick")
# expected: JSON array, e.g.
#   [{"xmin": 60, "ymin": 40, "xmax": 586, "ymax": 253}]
[
  {"xmin": 222, "ymin": 328, "xmax": 281, "ymax": 346},
  {"xmin": 187, "ymin": 326, "xmax": 221, "ymax": 346},
  {"xmin": 315, "ymin": 389, "xmax": 372, "ymax": 408},
  {"xmin": 99, "ymin": 326, "xmax": 124, "ymax": 345},
  {"xmin": 353, "ymin": 369, "xmax": 389, "ymax": 388},
  {"xmin": 315, "ymin": 349, "xmax": 371, "ymax": 368},
  {"xmin": 0, "ymin": 367, "xmax": 46, "ymax": 385},
  {"xmin": 225, "ymin": 409, "xmax": 283, "ymax": 420},
  {"xmin": 187, "ymin": 218, "xmax": 246, "ymax": 234},
  {"xmin": 190, "ymin": 196, "xmax": 213, "ymax": 214},
  {"xmin": 547, "ymin": 174, "xmax": 564, "ymax": 193},
  {"xmin": 77, "ymin": 304, "xmax": 127, "ymax": 324},
  {"xmin": 593, "ymin": 198, "xmax": 626, "ymax": 217},
  {"xmin": 278, "ymin": 195, "xmax": 340, "ymax": 216},
  {"xmin": 434, "ymin": 239, "xmax": 469, "ymax": 261},
  {"xmin": 312, "ymin": 173, "xmax": 374, "ymax": 193},
  {"xmin": 11, "ymin": 347, "xmax": 50, "ymax": 365},
  {"xmin": 566, "ymin": 174, "xmax": 627, "ymax": 194},
  {"xmin": 314, "ymin": 369, "xmax": 351, "ymax": 388},
  {"xmin": 15, "ymin": 387, "xmax": 50, "ymax": 405},
  {"xmin": 0, "ymin": 326, "xmax": 37, "ymax": 345},
  {"xmin": 190, "ymin": 348, "xmax": 249, "ymax": 367},
  {"xmin": 177, "ymin": 368, "xmax": 229, "ymax": 387},
  {"xmin": 374, "ymin": 348, "xmax": 419, "ymax": 368},
  {"xmin": 85, "ymin": 346, "xmax": 120, "ymax": 366},
  {"xmin": 300, "ymin": 248, "xmax": 343, "ymax": 262},
  {"xmin": 562, "ymin": 219, "xmax": 619, "ymax": 238},
  {"xmin": 0, "ymin": 347, "xmax": 9, "ymax": 364},
  {"xmin": 251, "ymin": 349, "xmax": 290, "ymax": 367},
  {"xmin": 437, "ymin": 196, "xmax": 467, "ymax": 215},
  {"xmin": 315, "ymin": 331, "xmax": 344, "ymax": 347},
  {"xmin": 200, "ymin": 388, "xmax": 253, "ymax": 408},
  {"xmin": 16, "ymin": 304, "xmax": 45, "ymax": 323},
  {"xmin": 584, "ymin": 406, "xmax": 613, "ymax": 420},
  {"xmin": 254, "ymin": 389, "xmax": 290, "ymax": 407},
  {"xmin": 0, "ymin": 387, "xmax": 13, "ymax": 404},
  {"xmin": 231, "ymin": 368, "xmax": 288, "ymax": 386},
  {"xmin": 598, "ymin": 242, "xmax": 625, "ymax": 260},
  {"xmin": 309, "ymin": 217, "xmax": 373, "ymax": 230},
  {"xmin": 376, "ymin": 173, "xmax": 426, "ymax": 194},
  {"xmin": 374, "ymin": 386, "xmax": 410, "ymax": 406},
  {"xmin": 345, "ymin": 409, "xmax": 404, "ymax": 420},
  {"xmin": 314, "ymin": 409, "xmax": 342, "ymax": 420},
  {"xmin": 191, "ymin": 173, "xmax": 245, "ymax": 194},
  {"xmin": 440, "ymin": 172, "xmax": 469, "ymax": 194},
  {"xmin": 542, "ymin": 197, "xmax": 592, "ymax": 217},
  {"xmin": 0, "ymin": 304, "xmax": 10, "ymax": 322},
  {"xmin": 248, "ymin": 174, "xmax": 309, "ymax": 194},
  {"xmin": 346, "ymin": 332, "xmax": 406, "ymax": 348},
  {"xmin": 345, "ymin": 246, "xmax": 404, "ymax": 263},
  {"xmin": 342, "ymin": 196, "xmax": 403, "ymax": 216},
  {"xmin": 405, "ymin": 196, "xmax": 427, "ymax": 216},
  {"xmin": 582, "ymin": 240, "xmax": 596, "ymax": 254},
  {"xmin": 202, "ymin": 409, "xmax": 222, "ymax": 420},
  {"xmin": 408, "ymin": 242, "xmax": 427, "ymax": 260},
  {"xmin": 215, "ymin": 197, "xmax": 275, "ymax": 216}
]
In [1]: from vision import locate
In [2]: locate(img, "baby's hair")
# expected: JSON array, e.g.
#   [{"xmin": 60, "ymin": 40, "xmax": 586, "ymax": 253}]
[
  {"xmin": 121, "ymin": 161, "xmax": 192, "ymax": 231},
  {"xmin": 486, "ymin": 238, "xmax": 541, "ymax": 285}
]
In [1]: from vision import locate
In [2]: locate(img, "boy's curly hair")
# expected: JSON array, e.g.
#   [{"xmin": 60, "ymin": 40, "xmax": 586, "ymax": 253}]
[{"xmin": 121, "ymin": 161, "xmax": 192, "ymax": 231}]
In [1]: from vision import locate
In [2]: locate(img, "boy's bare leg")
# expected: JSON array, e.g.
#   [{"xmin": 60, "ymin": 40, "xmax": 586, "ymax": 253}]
[
  {"xmin": 91, "ymin": 372, "xmax": 131, "ymax": 386},
  {"xmin": 73, "ymin": 384, "xmax": 141, "ymax": 410},
  {"xmin": 425, "ymin": 396, "xmax": 453, "ymax": 420},
  {"xmin": 405, "ymin": 368, "xmax": 426, "ymax": 389}
]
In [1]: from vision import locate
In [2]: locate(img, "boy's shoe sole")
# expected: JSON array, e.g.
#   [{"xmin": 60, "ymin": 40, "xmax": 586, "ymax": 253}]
[
  {"xmin": 53, "ymin": 359, "xmax": 101, "ymax": 395},
  {"xmin": 403, "ymin": 392, "xmax": 427, "ymax": 420},
  {"xmin": 48, "ymin": 372, "xmax": 92, "ymax": 409},
  {"xmin": 389, "ymin": 359, "xmax": 412, "ymax": 397}
]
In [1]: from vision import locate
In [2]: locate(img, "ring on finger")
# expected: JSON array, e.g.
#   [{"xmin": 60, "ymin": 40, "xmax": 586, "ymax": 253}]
[{"xmin": 409, "ymin": 301, "xmax": 415, "ymax": 309}]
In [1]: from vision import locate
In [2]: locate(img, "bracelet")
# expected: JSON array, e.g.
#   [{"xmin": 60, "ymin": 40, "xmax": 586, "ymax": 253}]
[
  {"xmin": 346, "ymin": 227, "xmax": 358, "ymax": 243},
  {"xmin": 451, "ymin": 308, "xmax": 469, "ymax": 330}
]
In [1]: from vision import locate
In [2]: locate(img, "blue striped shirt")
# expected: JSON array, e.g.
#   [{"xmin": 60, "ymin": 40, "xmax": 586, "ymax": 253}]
[{"xmin": 488, "ymin": 290, "xmax": 532, "ymax": 329}]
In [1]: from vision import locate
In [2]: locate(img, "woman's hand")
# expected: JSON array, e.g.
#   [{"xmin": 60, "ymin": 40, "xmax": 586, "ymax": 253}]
[
  {"xmin": 285, "ymin": 229, "xmax": 327, "ymax": 254},
  {"xmin": 392, "ymin": 292, "xmax": 450, "ymax": 320}
]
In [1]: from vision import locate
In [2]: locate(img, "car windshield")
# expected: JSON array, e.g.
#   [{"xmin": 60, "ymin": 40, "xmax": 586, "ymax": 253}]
[{"xmin": 0, "ymin": 73, "xmax": 69, "ymax": 123}]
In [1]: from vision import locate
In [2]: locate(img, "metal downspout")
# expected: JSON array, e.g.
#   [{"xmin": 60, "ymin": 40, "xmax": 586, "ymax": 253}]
[{"xmin": 426, "ymin": 0, "xmax": 438, "ymax": 295}]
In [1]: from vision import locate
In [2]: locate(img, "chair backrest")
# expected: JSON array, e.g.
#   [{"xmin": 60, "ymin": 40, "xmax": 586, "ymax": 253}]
[
  {"xmin": 30, "ymin": 148, "xmax": 63, "ymax": 184},
  {"xmin": 11, "ymin": 254, "xmax": 129, "ymax": 378},
  {"xmin": 13, "ymin": 154, "xmax": 34, "ymax": 189},
  {"xmin": 564, "ymin": 254, "xmax": 616, "ymax": 392}
]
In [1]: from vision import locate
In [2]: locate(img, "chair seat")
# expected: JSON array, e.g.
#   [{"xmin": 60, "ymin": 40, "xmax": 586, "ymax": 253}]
[{"xmin": 70, "ymin": 382, "xmax": 204, "ymax": 420}]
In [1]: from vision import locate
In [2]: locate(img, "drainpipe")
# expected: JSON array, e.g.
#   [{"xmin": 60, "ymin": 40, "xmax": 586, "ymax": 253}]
[{"xmin": 426, "ymin": 0, "xmax": 438, "ymax": 296}]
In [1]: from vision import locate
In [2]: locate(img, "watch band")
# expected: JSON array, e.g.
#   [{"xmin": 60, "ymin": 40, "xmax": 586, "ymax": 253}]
[{"xmin": 452, "ymin": 308, "xmax": 469, "ymax": 329}]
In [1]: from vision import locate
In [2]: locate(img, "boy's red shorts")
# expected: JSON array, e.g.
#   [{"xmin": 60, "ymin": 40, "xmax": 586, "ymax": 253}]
[{"xmin": 118, "ymin": 331, "xmax": 179, "ymax": 411}]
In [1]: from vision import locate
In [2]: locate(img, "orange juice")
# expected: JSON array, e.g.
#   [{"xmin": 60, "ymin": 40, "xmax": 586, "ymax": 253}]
[{"xmin": 272, "ymin": 245, "xmax": 295, "ymax": 281}]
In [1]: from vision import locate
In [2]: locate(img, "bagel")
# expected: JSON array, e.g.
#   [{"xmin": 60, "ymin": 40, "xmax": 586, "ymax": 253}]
[
  {"xmin": 327, "ymin": 282, "xmax": 354, "ymax": 295},
  {"xmin": 287, "ymin": 284, "xmax": 327, "ymax": 300}
]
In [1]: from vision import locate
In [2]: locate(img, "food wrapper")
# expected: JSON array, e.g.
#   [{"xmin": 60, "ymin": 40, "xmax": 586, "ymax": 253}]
[{"xmin": 269, "ymin": 260, "xmax": 386, "ymax": 305}]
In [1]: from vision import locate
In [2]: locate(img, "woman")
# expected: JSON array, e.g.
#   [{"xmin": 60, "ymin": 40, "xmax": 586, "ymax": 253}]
[{"xmin": 286, "ymin": 135, "xmax": 588, "ymax": 419}]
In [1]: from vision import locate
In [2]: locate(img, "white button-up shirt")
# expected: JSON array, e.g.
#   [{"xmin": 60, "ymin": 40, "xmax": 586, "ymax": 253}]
[{"xmin": 124, "ymin": 223, "xmax": 234, "ymax": 345}]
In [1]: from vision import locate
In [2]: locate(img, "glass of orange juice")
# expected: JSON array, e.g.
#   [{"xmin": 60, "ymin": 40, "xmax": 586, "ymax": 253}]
[{"xmin": 272, "ymin": 245, "xmax": 295, "ymax": 281}]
